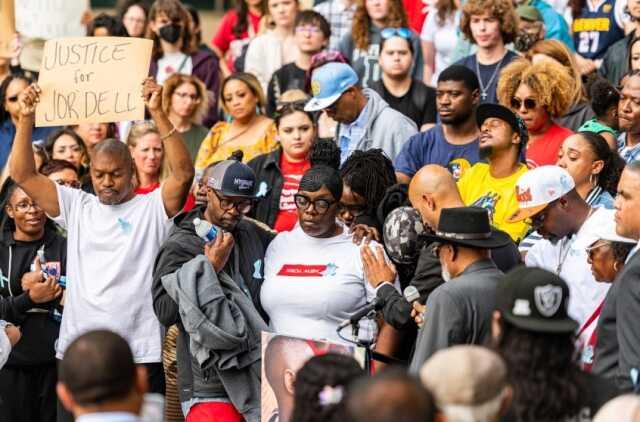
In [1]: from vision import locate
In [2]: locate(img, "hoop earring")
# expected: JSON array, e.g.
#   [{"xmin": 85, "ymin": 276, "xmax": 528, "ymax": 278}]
[
  {"xmin": 589, "ymin": 173, "xmax": 598, "ymax": 188},
  {"xmin": 614, "ymin": 261, "xmax": 620, "ymax": 272}
]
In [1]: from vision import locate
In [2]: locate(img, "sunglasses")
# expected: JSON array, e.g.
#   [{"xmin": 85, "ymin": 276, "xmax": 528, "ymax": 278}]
[
  {"xmin": 510, "ymin": 97, "xmax": 537, "ymax": 111},
  {"xmin": 381, "ymin": 27, "xmax": 412, "ymax": 40}
]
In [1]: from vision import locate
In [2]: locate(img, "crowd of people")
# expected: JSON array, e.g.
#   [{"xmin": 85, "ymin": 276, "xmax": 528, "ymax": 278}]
[{"xmin": 3, "ymin": 0, "xmax": 640, "ymax": 420}]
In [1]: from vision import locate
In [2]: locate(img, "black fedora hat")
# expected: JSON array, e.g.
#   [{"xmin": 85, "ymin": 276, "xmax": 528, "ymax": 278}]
[{"xmin": 423, "ymin": 207, "xmax": 512, "ymax": 249}]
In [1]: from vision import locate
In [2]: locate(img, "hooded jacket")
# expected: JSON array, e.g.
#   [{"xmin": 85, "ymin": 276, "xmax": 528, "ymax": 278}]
[
  {"xmin": 336, "ymin": 89, "xmax": 418, "ymax": 162},
  {"xmin": 0, "ymin": 221, "xmax": 66, "ymax": 366},
  {"xmin": 150, "ymin": 50, "xmax": 221, "ymax": 127},
  {"xmin": 152, "ymin": 206, "xmax": 274, "ymax": 405}
]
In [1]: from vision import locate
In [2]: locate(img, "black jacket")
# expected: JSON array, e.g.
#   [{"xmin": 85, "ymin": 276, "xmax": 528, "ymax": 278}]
[
  {"xmin": 247, "ymin": 148, "xmax": 284, "ymax": 229},
  {"xmin": 0, "ymin": 221, "xmax": 66, "ymax": 366},
  {"xmin": 152, "ymin": 206, "xmax": 275, "ymax": 402}
]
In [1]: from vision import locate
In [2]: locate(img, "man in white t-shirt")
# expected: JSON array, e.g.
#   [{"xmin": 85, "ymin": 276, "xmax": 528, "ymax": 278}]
[
  {"xmin": 507, "ymin": 166, "xmax": 610, "ymax": 327},
  {"xmin": 9, "ymin": 80, "xmax": 194, "ymax": 403}
]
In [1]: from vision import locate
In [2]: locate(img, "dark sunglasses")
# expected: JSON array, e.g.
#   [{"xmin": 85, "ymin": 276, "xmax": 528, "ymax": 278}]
[
  {"xmin": 294, "ymin": 193, "xmax": 335, "ymax": 215},
  {"xmin": 381, "ymin": 27, "xmax": 412, "ymax": 40},
  {"xmin": 510, "ymin": 97, "xmax": 537, "ymax": 111}
]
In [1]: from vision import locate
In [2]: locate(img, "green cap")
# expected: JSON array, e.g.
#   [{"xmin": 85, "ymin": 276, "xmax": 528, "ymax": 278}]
[{"xmin": 516, "ymin": 5, "xmax": 542, "ymax": 22}]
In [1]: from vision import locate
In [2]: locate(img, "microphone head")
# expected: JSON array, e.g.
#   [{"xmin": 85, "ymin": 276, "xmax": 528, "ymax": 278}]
[{"xmin": 403, "ymin": 285, "xmax": 420, "ymax": 303}]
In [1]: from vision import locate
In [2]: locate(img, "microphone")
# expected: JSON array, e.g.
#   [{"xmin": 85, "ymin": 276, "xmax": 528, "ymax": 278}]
[
  {"xmin": 404, "ymin": 286, "xmax": 420, "ymax": 303},
  {"xmin": 337, "ymin": 297, "xmax": 386, "ymax": 331}
]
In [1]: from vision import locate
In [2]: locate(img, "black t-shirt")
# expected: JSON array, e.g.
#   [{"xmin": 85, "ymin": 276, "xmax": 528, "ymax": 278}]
[
  {"xmin": 266, "ymin": 62, "xmax": 308, "ymax": 116},
  {"xmin": 371, "ymin": 79, "xmax": 436, "ymax": 128},
  {"xmin": 501, "ymin": 371, "xmax": 618, "ymax": 422}
]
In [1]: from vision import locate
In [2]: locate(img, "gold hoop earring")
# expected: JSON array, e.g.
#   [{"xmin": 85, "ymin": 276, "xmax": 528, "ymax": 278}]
[
  {"xmin": 589, "ymin": 173, "xmax": 598, "ymax": 188},
  {"xmin": 614, "ymin": 261, "xmax": 620, "ymax": 272}
]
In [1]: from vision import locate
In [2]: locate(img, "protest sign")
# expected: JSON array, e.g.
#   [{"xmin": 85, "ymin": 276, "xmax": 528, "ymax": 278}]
[
  {"xmin": 0, "ymin": 0, "xmax": 15, "ymax": 59},
  {"xmin": 15, "ymin": 0, "xmax": 87, "ymax": 40},
  {"xmin": 261, "ymin": 332, "xmax": 364, "ymax": 422},
  {"xmin": 36, "ymin": 37, "xmax": 153, "ymax": 127}
]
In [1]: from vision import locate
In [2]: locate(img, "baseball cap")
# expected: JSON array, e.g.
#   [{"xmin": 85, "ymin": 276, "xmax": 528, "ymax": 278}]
[
  {"xmin": 507, "ymin": 166, "xmax": 575, "ymax": 223},
  {"xmin": 516, "ymin": 4, "xmax": 542, "ymax": 22},
  {"xmin": 305, "ymin": 62, "xmax": 359, "ymax": 112},
  {"xmin": 497, "ymin": 266, "xmax": 578, "ymax": 333},
  {"xmin": 420, "ymin": 345, "xmax": 507, "ymax": 407},
  {"xmin": 205, "ymin": 160, "xmax": 257, "ymax": 198},
  {"xmin": 573, "ymin": 208, "xmax": 636, "ymax": 251},
  {"xmin": 476, "ymin": 103, "xmax": 529, "ymax": 147}
]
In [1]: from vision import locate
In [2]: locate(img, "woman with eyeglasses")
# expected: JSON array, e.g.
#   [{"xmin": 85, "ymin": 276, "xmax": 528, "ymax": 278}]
[
  {"xmin": 0, "ymin": 76, "xmax": 59, "ymax": 175},
  {"xmin": 248, "ymin": 102, "xmax": 315, "ymax": 232},
  {"xmin": 147, "ymin": 0, "xmax": 221, "ymax": 127},
  {"xmin": 573, "ymin": 210, "xmax": 635, "ymax": 372},
  {"xmin": 40, "ymin": 160, "xmax": 81, "ymax": 191},
  {"xmin": 162, "ymin": 73, "xmax": 210, "ymax": 163},
  {"xmin": 338, "ymin": 0, "xmax": 423, "ymax": 88},
  {"xmin": 245, "ymin": 0, "xmax": 300, "ymax": 93},
  {"xmin": 261, "ymin": 161, "xmax": 401, "ymax": 353},
  {"xmin": 0, "ymin": 182, "xmax": 65, "ymax": 421},
  {"xmin": 497, "ymin": 58, "xmax": 574, "ymax": 168},
  {"xmin": 119, "ymin": 1, "xmax": 149, "ymax": 38},
  {"xmin": 195, "ymin": 73, "xmax": 278, "ymax": 169}
]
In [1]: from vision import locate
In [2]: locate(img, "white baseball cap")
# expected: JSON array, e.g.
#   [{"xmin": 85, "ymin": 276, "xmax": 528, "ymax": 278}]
[
  {"xmin": 574, "ymin": 208, "xmax": 636, "ymax": 250},
  {"xmin": 507, "ymin": 166, "xmax": 575, "ymax": 223}
]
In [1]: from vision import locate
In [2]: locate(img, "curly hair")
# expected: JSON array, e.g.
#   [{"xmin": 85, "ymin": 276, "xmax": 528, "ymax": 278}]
[
  {"xmin": 352, "ymin": 0, "xmax": 408, "ymax": 51},
  {"xmin": 495, "ymin": 322, "xmax": 588, "ymax": 421},
  {"xmin": 291, "ymin": 354, "xmax": 364, "ymax": 422},
  {"xmin": 576, "ymin": 131, "xmax": 624, "ymax": 195},
  {"xmin": 497, "ymin": 58, "xmax": 574, "ymax": 118},
  {"xmin": 460, "ymin": 0, "xmax": 519, "ymax": 45},
  {"xmin": 527, "ymin": 39, "xmax": 584, "ymax": 105}
]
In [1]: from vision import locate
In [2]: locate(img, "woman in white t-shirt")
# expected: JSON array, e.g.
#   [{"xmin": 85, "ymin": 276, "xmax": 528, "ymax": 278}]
[
  {"xmin": 421, "ymin": 0, "xmax": 461, "ymax": 86},
  {"xmin": 261, "ymin": 163, "xmax": 399, "ymax": 346}
]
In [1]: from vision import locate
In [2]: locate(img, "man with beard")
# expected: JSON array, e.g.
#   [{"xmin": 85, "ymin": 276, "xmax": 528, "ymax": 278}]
[
  {"xmin": 395, "ymin": 65, "xmax": 480, "ymax": 183},
  {"xmin": 507, "ymin": 166, "xmax": 611, "ymax": 328},
  {"xmin": 457, "ymin": 104, "xmax": 530, "ymax": 242}
]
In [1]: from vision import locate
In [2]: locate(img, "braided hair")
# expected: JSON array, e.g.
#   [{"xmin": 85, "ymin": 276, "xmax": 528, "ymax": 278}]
[
  {"xmin": 291, "ymin": 353, "xmax": 364, "ymax": 422},
  {"xmin": 340, "ymin": 149, "xmax": 396, "ymax": 213}
]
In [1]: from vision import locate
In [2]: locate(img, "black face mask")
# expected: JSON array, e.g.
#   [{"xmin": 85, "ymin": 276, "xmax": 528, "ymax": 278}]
[{"xmin": 158, "ymin": 23, "xmax": 182, "ymax": 44}]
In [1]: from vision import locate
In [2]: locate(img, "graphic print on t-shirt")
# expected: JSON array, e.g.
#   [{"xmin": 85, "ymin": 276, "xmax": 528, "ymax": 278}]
[
  {"xmin": 448, "ymin": 158, "xmax": 472, "ymax": 181},
  {"xmin": 280, "ymin": 174, "xmax": 303, "ymax": 211},
  {"xmin": 471, "ymin": 192, "xmax": 500, "ymax": 221},
  {"xmin": 277, "ymin": 263, "xmax": 338, "ymax": 277}
]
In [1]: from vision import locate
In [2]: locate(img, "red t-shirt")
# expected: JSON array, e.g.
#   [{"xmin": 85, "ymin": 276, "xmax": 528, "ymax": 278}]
[
  {"xmin": 525, "ymin": 123, "xmax": 573, "ymax": 169},
  {"xmin": 212, "ymin": 9, "xmax": 262, "ymax": 71},
  {"xmin": 403, "ymin": 0, "xmax": 428, "ymax": 33},
  {"xmin": 273, "ymin": 156, "xmax": 311, "ymax": 233},
  {"xmin": 135, "ymin": 183, "xmax": 196, "ymax": 212}
]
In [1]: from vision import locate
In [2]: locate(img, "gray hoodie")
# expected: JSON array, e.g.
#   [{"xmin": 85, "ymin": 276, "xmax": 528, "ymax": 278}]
[
  {"xmin": 337, "ymin": 88, "xmax": 418, "ymax": 162},
  {"xmin": 161, "ymin": 255, "xmax": 268, "ymax": 421}
]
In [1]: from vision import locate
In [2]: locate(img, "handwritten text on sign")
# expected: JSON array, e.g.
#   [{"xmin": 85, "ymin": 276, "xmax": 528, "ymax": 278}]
[{"xmin": 36, "ymin": 37, "xmax": 153, "ymax": 127}]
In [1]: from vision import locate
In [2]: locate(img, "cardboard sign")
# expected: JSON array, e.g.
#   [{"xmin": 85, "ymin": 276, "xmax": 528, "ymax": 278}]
[
  {"xmin": 0, "ymin": 0, "xmax": 15, "ymax": 59},
  {"xmin": 36, "ymin": 37, "xmax": 153, "ymax": 127},
  {"xmin": 261, "ymin": 332, "xmax": 364, "ymax": 422},
  {"xmin": 15, "ymin": 0, "xmax": 87, "ymax": 40}
]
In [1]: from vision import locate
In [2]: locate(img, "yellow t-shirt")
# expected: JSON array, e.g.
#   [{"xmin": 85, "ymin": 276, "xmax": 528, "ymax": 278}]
[
  {"xmin": 457, "ymin": 163, "xmax": 530, "ymax": 242},
  {"xmin": 194, "ymin": 121, "xmax": 279, "ymax": 170}
]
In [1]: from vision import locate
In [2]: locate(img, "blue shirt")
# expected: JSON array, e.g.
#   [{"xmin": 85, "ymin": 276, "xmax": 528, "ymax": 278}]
[
  {"xmin": 572, "ymin": 0, "xmax": 624, "ymax": 60},
  {"xmin": 530, "ymin": 0, "xmax": 575, "ymax": 51},
  {"xmin": 0, "ymin": 119, "xmax": 60, "ymax": 171},
  {"xmin": 454, "ymin": 50, "xmax": 519, "ymax": 104},
  {"xmin": 339, "ymin": 99, "xmax": 370, "ymax": 164},
  {"xmin": 618, "ymin": 133, "xmax": 640, "ymax": 163},
  {"xmin": 394, "ymin": 124, "xmax": 480, "ymax": 180}
]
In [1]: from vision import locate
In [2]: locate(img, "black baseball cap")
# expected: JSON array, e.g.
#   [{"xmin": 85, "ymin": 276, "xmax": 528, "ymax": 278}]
[
  {"xmin": 497, "ymin": 266, "xmax": 578, "ymax": 333},
  {"xmin": 476, "ymin": 103, "xmax": 529, "ymax": 147},
  {"xmin": 205, "ymin": 160, "xmax": 257, "ymax": 198}
]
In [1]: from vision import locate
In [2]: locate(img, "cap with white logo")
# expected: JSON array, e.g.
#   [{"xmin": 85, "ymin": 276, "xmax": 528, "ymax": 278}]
[
  {"xmin": 507, "ymin": 165, "xmax": 575, "ymax": 223},
  {"xmin": 205, "ymin": 160, "xmax": 257, "ymax": 198}
]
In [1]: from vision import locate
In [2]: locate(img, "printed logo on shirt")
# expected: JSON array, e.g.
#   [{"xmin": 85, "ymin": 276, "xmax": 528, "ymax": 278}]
[
  {"xmin": 253, "ymin": 260, "xmax": 263, "ymax": 279},
  {"xmin": 256, "ymin": 181, "xmax": 268, "ymax": 198},
  {"xmin": 470, "ymin": 192, "xmax": 500, "ymax": 222},
  {"xmin": 534, "ymin": 284, "xmax": 563, "ymax": 317},
  {"xmin": 277, "ymin": 263, "xmax": 339, "ymax": 277},
  {"xmin": 118, "ymin": 218, "xmax": 133, "ymax": 234},
  {"xmin": 448, "ymin": 158, "xmax": 471, "ymax": 181},
  {"xmin": 43, "ymin": 262, "xmax": 62, "ymax": 280}
]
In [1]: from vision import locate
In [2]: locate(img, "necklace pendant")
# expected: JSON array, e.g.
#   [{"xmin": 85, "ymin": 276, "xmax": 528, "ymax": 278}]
[{"xmin": 481, "ymin": 92, "xmax": 487, "ymax": 100}]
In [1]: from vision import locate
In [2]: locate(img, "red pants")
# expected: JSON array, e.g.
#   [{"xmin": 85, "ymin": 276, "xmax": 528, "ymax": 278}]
[{"xmin": 186, "ymin": 402, "xmax": 244, "ymax": 422}]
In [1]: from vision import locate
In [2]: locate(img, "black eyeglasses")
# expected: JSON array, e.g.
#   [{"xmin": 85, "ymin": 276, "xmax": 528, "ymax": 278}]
[
  {"xmin": 7, "ymin": 95, "xmax": 18, "ymax": 103},
  {"xmin": 294, "ymin": 194, "xmax": 336, "ymax": 214},
  {"xmin": 212, "ymin": 189, "xmax": 252, "ymax": 214},
  {"xmin": 11, "ymin": 201, "xmax": 41, "ymax": 212},
  {"xmin": 511, "ymin": 97, "xmax": 537, "ymax": 111}
]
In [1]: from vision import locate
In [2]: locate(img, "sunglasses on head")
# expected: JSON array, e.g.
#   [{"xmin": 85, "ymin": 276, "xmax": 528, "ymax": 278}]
[
  {"xmin": 510, "ymin": 97, "xmax": 537, "ymax": 111},
  {"xmin": 381, "ymin": 27, "xmax": 412, "ymax": 40}
]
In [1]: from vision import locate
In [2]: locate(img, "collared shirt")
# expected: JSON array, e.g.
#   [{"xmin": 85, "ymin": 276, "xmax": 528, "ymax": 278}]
[
  {"xmin": 339, "ymin": 100, "xmax": 370, "ymax": 164},
  {"xmin": 618, "ymin": 133, "xmax": 640, "ymax": 163},
  {"xmin": 314, "ymin": 0, "xmax": 356, "ymax": 51},
  {"xmin": 76, "ymin": 412, "xmax": 139, "ymax": 422},
  {"xmin": 626, "ymin": 242, "xmax": 640, "ymax": 264}
]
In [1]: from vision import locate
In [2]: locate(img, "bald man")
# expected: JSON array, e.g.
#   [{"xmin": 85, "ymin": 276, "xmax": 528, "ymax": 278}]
[
  {"xmin": 264, "ymin": 336, "xmax": 314, "ymax": 422},
  {"xmin": 372, "ymin": 165, "xmax": 519, "ymax": 331}
]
